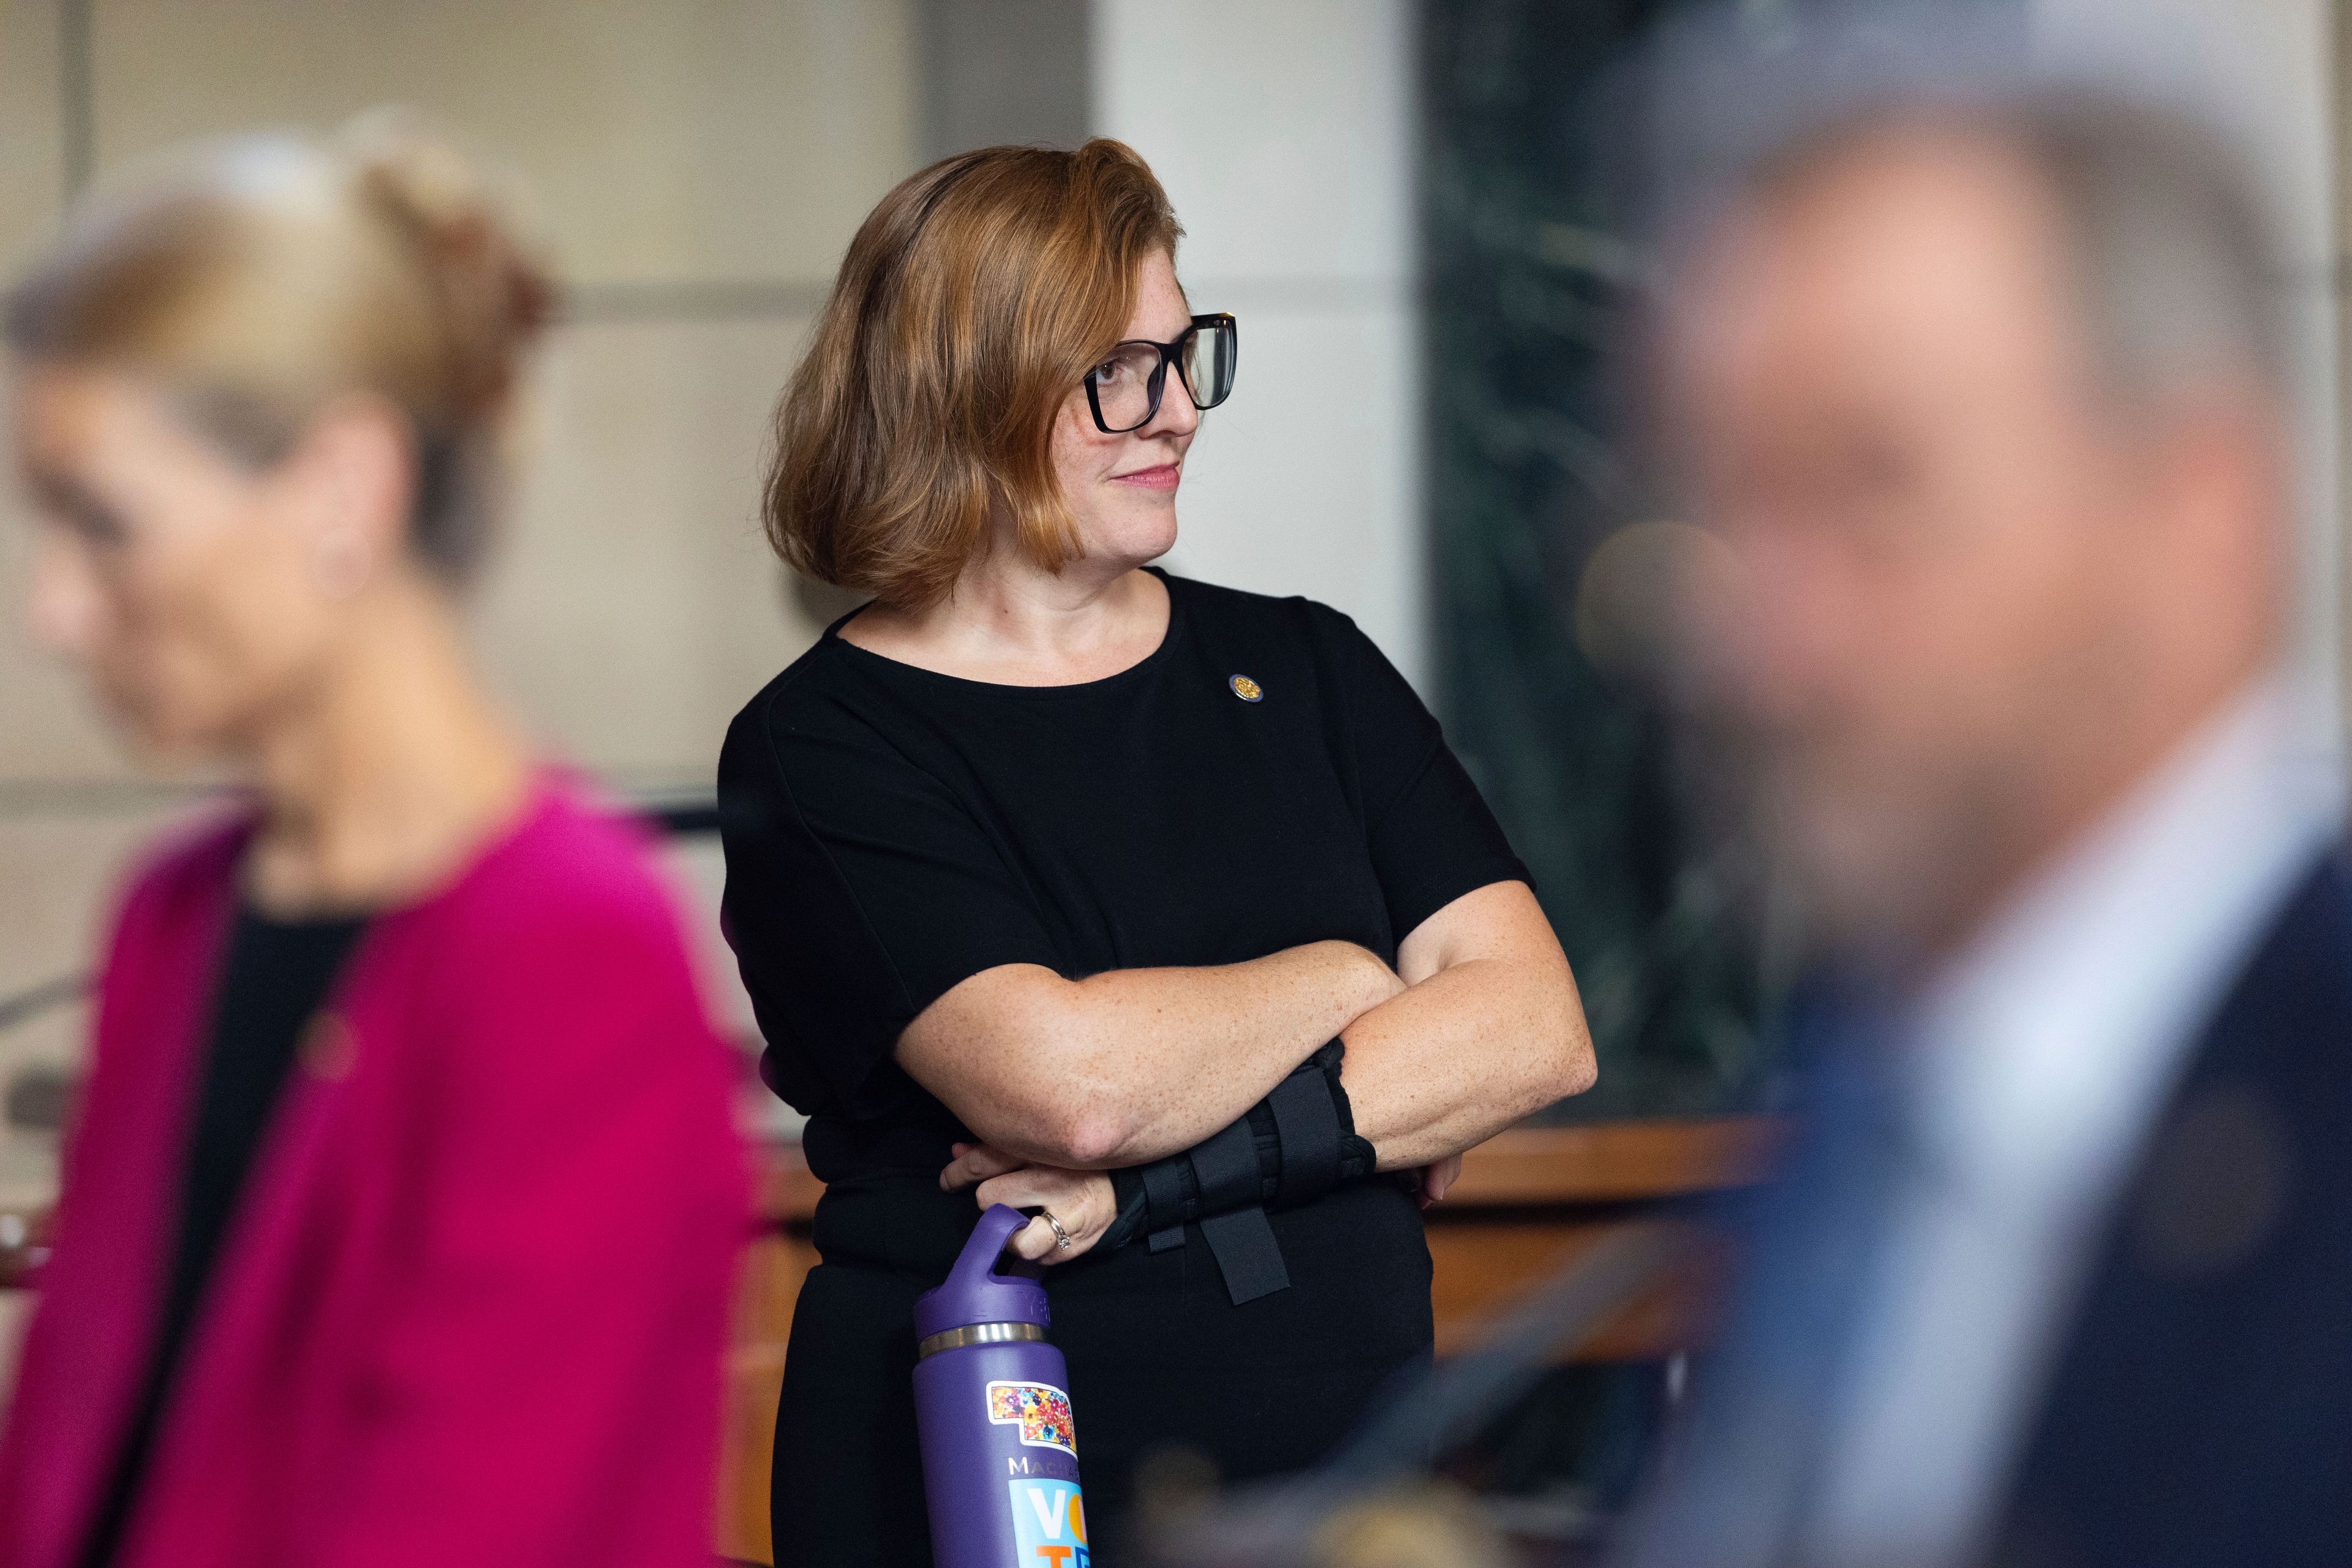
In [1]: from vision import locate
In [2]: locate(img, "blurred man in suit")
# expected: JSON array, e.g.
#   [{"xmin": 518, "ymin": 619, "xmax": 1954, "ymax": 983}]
[{"xmin": 1619, "ymin": 88, "xmax": 2351, "ymax": 1568}]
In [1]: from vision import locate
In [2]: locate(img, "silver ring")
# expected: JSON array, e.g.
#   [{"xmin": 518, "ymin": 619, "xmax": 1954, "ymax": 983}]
[{"xmin": 1039, "ymin": 1207, "xmax": 1072, "ymax": 1250}]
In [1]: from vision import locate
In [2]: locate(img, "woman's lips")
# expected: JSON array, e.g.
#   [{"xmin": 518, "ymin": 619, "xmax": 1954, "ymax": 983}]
[{"xmin": 1110, "ymin": 464, "xmax": 1181, "ymax": 491}]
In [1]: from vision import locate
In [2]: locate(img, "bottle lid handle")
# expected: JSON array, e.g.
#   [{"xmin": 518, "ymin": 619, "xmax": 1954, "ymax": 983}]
[
  {"xmin": 954, "ymin": 1203, "xmax": 1030, "ymax": 1284},
  {"xmin": 916, "ymin": 1202, "xmax": 1050, "ymax": 1338}
]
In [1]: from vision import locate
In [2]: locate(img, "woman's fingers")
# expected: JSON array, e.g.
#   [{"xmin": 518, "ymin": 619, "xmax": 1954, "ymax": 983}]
[
  {"xmin": 938, "ymin": 1142, "xmax": 1027, "ymax": 1191},
  {"xmin": 974, "ymin": 1165, "xmax": 1115, "ymax": 1264},
  {"xmin": 1008, "ymin": 1214, "xmax": 1063, "ymax": 1262}
]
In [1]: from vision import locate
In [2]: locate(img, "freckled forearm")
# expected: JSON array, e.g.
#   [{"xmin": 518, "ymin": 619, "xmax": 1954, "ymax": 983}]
[
  {"xmin": 902, "ymin": 940, "xmax": 1407, "ymax": 1169},
  {"xmin": 1338, "ymin": 955, "xmax": 1596, "ymax": 1169}
]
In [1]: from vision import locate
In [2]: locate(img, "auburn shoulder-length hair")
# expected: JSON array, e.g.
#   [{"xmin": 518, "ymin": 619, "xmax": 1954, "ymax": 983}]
[{"xmin": 764, "ymin": 140, "xmax": 1181, "ymax": 609}]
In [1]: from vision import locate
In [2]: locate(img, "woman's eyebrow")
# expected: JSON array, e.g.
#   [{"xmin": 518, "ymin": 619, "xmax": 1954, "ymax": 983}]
[
  {"xmin": 25, "ymin": 469, "xmax": 121, "ymax": 537},
  {"xmin": 26, "ymin": 467, "xmax": 88, "ymax": 514}
]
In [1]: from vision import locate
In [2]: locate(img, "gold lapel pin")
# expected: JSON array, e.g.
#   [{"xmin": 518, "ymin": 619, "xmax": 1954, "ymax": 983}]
[
  {"xmin": 299, "ymin": 1011, "xmax": 358, "ymax": 1081},
  {"xmin": 1229, "ymin": 674, "xmax": 1264, "ymax": 703}
]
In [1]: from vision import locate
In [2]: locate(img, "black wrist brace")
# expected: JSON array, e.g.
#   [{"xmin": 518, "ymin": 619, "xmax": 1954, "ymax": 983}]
[{"xmin": 1100, "ymin": 1038, "xmax": 1376, "ymax": 1304}]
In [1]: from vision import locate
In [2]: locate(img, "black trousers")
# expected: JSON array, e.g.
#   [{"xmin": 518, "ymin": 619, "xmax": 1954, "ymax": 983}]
[{"xmin": 770, "ymin": 1183, "xmax": 1433, "ymax": 1567}]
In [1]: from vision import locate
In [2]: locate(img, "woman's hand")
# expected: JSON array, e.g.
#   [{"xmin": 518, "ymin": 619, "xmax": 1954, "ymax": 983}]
[{"xmin": 940, "ymin": 1142, "xmax": 1116, "ymax": 1264}]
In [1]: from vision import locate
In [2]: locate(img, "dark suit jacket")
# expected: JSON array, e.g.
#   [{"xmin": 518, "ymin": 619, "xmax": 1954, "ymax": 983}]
[
  {"xmin": 1619, "ymin": 850, "xmax": 2352, "ymax": 1568},
  {"xmin": 1991, "ymin": 850, "xmax": 2352, "ymax": 1566}
]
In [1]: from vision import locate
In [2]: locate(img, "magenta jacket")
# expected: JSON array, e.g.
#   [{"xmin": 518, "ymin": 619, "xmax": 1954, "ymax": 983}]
[{"xmin": 0, "ymin": 780, "xmax": 748, "ymax": 1568}]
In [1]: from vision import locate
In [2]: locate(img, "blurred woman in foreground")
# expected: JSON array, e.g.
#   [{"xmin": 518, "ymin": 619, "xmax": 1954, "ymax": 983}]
[{"xmin": 0, "ymin": 117, "xmax": 745, "ymax": 1568}]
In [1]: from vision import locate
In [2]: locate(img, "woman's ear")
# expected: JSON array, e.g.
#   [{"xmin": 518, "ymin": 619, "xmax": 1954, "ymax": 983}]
[{"xmin": 274, "ymin": 394, "xmax": 417, "ymax": 598}]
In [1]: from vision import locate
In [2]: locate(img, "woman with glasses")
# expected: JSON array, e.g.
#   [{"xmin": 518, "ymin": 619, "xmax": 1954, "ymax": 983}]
[{"xmin": 719, "ymin": 139, "xmax": 1595, "ymax": 1566}]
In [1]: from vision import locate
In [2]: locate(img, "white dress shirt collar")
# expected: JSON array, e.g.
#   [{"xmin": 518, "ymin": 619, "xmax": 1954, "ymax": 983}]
[{"xmin": 1905, "ymin": 673, "xmax": 2345, "ymax": 1210}]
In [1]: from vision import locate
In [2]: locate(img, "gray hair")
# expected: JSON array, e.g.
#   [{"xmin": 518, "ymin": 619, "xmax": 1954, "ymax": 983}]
[{"xmin": 1746, "ymin": 89, "xmax": 2289, "ymax": 412}]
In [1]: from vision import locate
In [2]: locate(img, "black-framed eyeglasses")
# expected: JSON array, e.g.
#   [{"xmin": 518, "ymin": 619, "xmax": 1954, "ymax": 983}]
[{"xmin": 1083, "ymin": 313, "xmax": 1238, "ymax": 434}]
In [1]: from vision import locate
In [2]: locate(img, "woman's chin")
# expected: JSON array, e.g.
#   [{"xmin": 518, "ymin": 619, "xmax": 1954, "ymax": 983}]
[
  {"xmin": 118, "ymin": 726, "xmax": 217, "ymax": 774},
  {"xmin": 1090, "ymin": 511, "xmax": 1178, "ymax": 570},
  {"xmin": 101, "ymin": 693, "xmax": 240, "ymax": 772}
]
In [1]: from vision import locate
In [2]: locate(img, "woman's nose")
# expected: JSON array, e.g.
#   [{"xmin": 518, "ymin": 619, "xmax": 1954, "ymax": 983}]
[
  {"xmin": 26, "ymin": 531, "xmax": 103, "ymax": 660},
  {"xmin": 1149, "ymin": 371, "xmax": 1202, "ymax": 438}
]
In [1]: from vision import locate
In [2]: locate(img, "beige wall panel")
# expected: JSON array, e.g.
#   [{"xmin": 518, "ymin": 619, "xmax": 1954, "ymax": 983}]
[
  {"xmin": 1095, "ymin": 0, "xmax": 1411, "ymax": 285},
  {"xmin": 89, "ymin": 0, "xmax": 918, "ymax": 287},
  {"xmin": 0, "ymin": 0, "xmax": 63, "ymax": 277},
  {"xmin": 0, "ymin": 806, "xmax": 197, "ymax": 1198},
  {"xmin": 1094, "ymin": 0, "xmax": 1428, "ymax": 688},
  {"xmin": 1163, "ymin": 307, "xmax": 1422, "ymax": 685},
  {"xmin": 0, "ymin": 807, "xmax": 192, "ymax": 1009},
  {"xmin": 472, "ymin": 315, "xmax": 823, "ymax": 786}
]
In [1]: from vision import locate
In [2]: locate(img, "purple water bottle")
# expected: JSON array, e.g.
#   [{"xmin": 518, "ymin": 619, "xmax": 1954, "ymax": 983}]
[{"xmin": 914, "ymin": 1204, "xmax": 1090, "ymax": 1568}]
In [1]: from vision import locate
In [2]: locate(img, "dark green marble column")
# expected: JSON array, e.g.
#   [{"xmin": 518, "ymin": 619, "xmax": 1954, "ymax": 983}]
[{"xmin": 1422, "ymin": 0, "xmax": 1772, "ymax": 1121}]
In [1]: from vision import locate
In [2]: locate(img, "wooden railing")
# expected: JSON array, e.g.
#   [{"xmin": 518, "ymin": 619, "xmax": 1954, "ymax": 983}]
[{"xmin": 0, "ymin": 1117, "xmax": 1782, "ymax": 1566}]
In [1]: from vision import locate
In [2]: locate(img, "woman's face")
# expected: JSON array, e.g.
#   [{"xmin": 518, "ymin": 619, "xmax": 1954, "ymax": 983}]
[
  {"xmin": 13, "ymin": 366, "xmax": 367, "ymax": 760},
  {"xmin": 1049, "ymin": 248, "xmax": 1200, "ymax": 570}
]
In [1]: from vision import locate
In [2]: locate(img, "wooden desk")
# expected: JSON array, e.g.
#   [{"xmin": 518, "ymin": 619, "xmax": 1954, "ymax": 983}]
[
  {"xmin": 1426, "ymin": 1118, "xmax": 1779, "ymax": 1358},
  {"xmin": 714, "ymin": 1117, "xmax": 1782, "ymax": 1564}
]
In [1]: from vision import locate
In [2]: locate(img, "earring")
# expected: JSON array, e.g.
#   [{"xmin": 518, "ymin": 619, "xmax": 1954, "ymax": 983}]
[{"xmin": 310, "ymin": 530, "xmax": 372, "ymax": 600}]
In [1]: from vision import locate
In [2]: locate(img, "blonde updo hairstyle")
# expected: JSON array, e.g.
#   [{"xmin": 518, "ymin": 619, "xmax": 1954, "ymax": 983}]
[{"xmin": 4, "ymin": 109, "xmax": 555, "ymax": 581}]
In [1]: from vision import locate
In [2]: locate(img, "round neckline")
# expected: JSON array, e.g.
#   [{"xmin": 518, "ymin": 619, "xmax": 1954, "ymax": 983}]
[
  {"xmin": 226, "ymin": 769, "xmax": 561, "ymax": 927},
  {"xmin": 824, "ymin": 567, "xmax": 1184, "ymax": 697}
]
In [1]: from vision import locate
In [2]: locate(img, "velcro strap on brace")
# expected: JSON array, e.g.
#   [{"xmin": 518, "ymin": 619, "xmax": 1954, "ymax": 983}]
[
  {"xmin": 1188, "ymin": 1120, "xmax": 1289, "ymax": 1304},
  {"xmin": 1140, "ymin": 1155, "xmax": 1189, "ymax": 1254},
  {"xmin": 1267, "ymin": 1059, "xmax": 1343, "ymax": 1207}
]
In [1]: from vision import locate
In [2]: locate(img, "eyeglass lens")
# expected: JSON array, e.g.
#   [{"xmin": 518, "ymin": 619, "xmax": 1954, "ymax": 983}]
[
  {"xmin": 1090, "ymin": 342, "xmax": 1170, "ymax": 434},
  {"xmin": 1091, "ymin": 320, "xmax": 1238, "ymax": 433},
  {"xmin": 1180, "ymin": 321, "xmax": 1237, "ymax": 414}
]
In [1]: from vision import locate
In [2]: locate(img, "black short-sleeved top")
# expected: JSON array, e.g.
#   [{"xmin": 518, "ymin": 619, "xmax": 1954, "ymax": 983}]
[
  {"xmin": 717, "ymin": 570, "xmax": 1528, "ymax": 1556},
  {"xmin": 720, "ymin": 569, "xmax": 1526, "ymax": 1202}
]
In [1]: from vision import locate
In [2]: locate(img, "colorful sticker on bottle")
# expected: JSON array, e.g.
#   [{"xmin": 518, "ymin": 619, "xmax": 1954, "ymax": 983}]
[
  {"xmin": 987, "ymin": 1380, "xmax": 1077, "ymax": 1455},
  {"xmin": 1008, "ymin": 1477, "xmax": 1088, "ymax": 1566}
]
